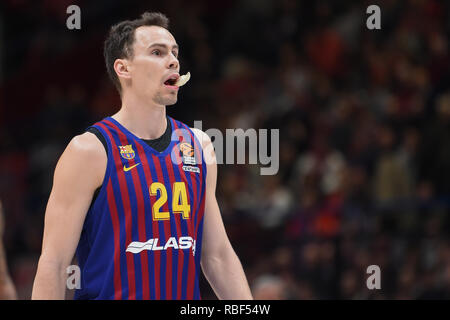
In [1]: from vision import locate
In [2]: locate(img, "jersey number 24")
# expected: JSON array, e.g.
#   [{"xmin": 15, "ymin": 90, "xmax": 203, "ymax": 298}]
[{"xmin": 149, "ymin": 181, "xmax": 190, "ymax": 221}]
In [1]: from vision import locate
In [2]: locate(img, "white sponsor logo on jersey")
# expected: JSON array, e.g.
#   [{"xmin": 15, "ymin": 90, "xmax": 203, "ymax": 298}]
[{"xmin": 126, "ymin": 236, "xmax": 196, "ymax": 256}]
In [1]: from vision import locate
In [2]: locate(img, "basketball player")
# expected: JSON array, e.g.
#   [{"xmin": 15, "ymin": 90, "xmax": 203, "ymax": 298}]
[
  {"xmin": 32, "ymin": 12, "xmax": 252, "ymax": 300},
  {"xmin": 0, "ymin": 200, "xmax": 17, "ymax": 299}
]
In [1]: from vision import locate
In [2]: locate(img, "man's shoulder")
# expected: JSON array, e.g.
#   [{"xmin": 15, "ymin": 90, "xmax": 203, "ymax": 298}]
[
  {"xmin": 63, "ymin": 131, "xmax": 107, "ymax": 166},
  {"xmin": 190, "ymin": 127, "xmax": 211, "ymax": 145},
  {"xmin": 71, "ymin": 131, "xmax": 105, "ymax": 153},
  {"xmin": 52, "ymin": 131, "xmax": 107, "ymax": 190}
]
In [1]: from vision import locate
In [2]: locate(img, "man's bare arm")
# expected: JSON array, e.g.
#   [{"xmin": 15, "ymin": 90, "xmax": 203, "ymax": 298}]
[
  {"xmin": 32, "ymin": 132, "xmax": 106, "ymax": 299},
  {"xmin": 192, "ymin": 128, "xmax": 253, "ymax": 300}
]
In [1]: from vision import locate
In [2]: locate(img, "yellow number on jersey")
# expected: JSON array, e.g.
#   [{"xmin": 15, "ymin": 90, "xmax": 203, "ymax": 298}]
[
  {"xmin": 149, "ymin": 182, "xmax": 190, "ymax": 221},
  {"xmin": 149, "ymin": 182, "xmax": 170, "ymax": 220},
  {"xmin": 172, "ymin": 182, "xmax": 190, "ymax": 219}
]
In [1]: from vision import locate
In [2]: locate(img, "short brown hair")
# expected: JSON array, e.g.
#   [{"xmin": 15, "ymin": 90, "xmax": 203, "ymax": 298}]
[{"xmin": 103, "ymin": 12, "xmax": 170, "ymax": 94}]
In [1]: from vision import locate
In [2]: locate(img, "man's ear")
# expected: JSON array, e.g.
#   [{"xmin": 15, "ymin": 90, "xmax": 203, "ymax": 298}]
[{"xmin": 114, "ymin": 58, "xmax": 132, "ymax": 81}]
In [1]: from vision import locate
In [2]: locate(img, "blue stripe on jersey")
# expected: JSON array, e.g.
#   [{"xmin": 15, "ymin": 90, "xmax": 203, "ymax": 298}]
[
  {"xmin": 159, "ymin": 154, "xmax": 180, "ymax": 300},
  {"xmin": 115, "ymin": 133, "xmax": 143, "ymax": 300},
  {"xmin": 146, "ymin": 154, "xmax": 167, "ymax": 300},
  {"xmin": 132, "ymin": 140, "xmax": 156, "ymax": 300},
  {"xmin": 166, "ymin": 126, "xmax": 187, "ymax": 299},
  {"xmin": 98, "ymin": 205, "xmax": 118, "ymax": 299},
  {"xmin": 194, "ymin": 216, "xmax": 205, "ymax": 300},
  {"xmin": 193, "ymin": 166, "xmax": 206, "ymax": 300},
  {"xmin": 179, "ymin": 121, "xmax": 206, "ymax": 300},
  {"xmin": 169, "ymin": 140, "xmax": 193, "ymax": 299},
  {"xmin": 108, "ymin": 152, "xmax": 129, "ymax": 300},
  {"xmin": 180, "ymin": 122, "xmax": 203, "ymax": 232},
  {"xmin": 178, "ymin": 118, "xmax": 206, "ymax": 300}
]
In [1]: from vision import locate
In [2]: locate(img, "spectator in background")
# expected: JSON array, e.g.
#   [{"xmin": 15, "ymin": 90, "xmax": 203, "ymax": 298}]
[
  {"xmin": 251, "ymin": 274, "xmax": 289, "ymax": 300},
  {"xmin": 2, "ymin": 0, "xmax": 450, "ymax": 299},
  {"xmin": 372, "ymin": 124, "xmax": 414, "ymax": 206}
]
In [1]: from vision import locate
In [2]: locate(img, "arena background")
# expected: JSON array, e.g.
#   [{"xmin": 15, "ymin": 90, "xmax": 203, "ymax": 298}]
[{"xmin": 1, "ymin": 0, "xmax": 450, "ymax": 299}]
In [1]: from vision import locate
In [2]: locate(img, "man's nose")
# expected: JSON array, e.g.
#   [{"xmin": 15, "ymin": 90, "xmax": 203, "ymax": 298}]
[{"xmin": 168, "ymin": 54, "xmax": 179, "ymax": 69}]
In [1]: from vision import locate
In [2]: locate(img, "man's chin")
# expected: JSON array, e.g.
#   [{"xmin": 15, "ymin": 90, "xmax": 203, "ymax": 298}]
[
  {"xmin": 166, "ymin": 98, "xmax": 178, "ymax": 106},
  {"xmin": 163, "ymin": 96, "xmax": 178, "ymax": 106},
  {"xmin": 153, "ymin": 95, "xmax": 178, "ymax": 106}
]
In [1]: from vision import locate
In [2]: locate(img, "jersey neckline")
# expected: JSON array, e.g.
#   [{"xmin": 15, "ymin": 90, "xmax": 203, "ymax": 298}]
[{"xmin": 105, "ymin": 116, "xmax": 178, "ymax": 157}]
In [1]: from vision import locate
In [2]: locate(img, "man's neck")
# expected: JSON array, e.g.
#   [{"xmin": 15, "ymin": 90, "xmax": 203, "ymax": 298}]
[{"xmin": 112, "ymin": 95, "xmax": 167, "ymax": 140}]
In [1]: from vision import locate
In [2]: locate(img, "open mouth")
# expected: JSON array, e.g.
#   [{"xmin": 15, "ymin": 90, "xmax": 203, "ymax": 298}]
[
  {"xmin": 164, "ymin": 78, "xmax": 178, "ymax": 86},
  {"xmin": 164, "ymin": 74, "xmax": 180, "ymax": 87}
]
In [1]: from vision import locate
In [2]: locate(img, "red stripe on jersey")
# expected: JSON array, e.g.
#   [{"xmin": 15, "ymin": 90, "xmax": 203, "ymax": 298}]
[
  {"xmin": 151, "ymin": 153, "xmax": 173, "ymax": 300},
  {"xmin": 180, "ymin": 122, "xmax": 204, "ymax": 237},
  {"xmin": 106, "ymin": 182, "xmax": 122, "ymax": 300},
  {"xmin": 167, "ymin": 126, "xmax": 189, "ymax": 299},
  {"xmin": 133, "ymin": 141, "xmax": 160, "ymax": 300},
  {"xmin": 183, "ymin": 124, "xmax": 206, "ymax": 300},
  {"xmin": 163, "ymin": 152, "xmax": 184, "ymax": 300},
  {"xmin": 99, "ymin": 121, "xmax": 136, "ymax": 299},
  {"xmin": 171, "ymin": 121, "xmax": 195, "ymax": 239},
  {"xmin": 184, "ymin": 122, "xmax": 206, "ymax": 287},
  {"xmin": 106, "ymin": 120, "xmax": 150, "ymax": 300},
  {"xmin": 172, "ymin": 121, "xmax": 198, "ymax": 299}
]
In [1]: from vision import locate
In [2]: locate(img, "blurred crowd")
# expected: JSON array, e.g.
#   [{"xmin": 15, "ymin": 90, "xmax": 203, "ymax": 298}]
[{"xmin": 1, "ymin": 0, "xmax": 450, "ymax": 299}]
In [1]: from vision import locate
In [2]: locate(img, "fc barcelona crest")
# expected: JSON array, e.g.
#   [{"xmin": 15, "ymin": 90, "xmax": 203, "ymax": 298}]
[{"xmin": 119, "ymin": 144, "xmax": 135, "ymax": 160}]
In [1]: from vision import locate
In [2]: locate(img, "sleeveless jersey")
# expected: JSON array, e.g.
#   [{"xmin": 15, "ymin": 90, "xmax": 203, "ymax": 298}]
[{"xmin": 74, "ymin": 116, "xmax": 207, "ymax": 300}]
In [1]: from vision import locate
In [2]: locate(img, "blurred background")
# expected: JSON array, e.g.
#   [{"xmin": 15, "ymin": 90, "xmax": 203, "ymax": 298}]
[{"xmin": 1, "ymin": 0, "xmax": 450, "ymax": 299}]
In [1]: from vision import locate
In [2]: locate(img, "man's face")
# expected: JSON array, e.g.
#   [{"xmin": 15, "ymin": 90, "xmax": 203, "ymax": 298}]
[{"xmin": 125, "ymin": 25, "xmax": 180, "ymax": 106}]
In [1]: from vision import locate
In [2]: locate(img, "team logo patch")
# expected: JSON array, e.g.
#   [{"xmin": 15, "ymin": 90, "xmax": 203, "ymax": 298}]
[
  {"xmin": 119, "ymin": 144, "xmax": 135, "ymax": 160},
  {"xmin": 179, "ymin": 142, "xmax": 199, "ymax": 173},
  {"xmin": 180, "ymin": 142, "xmax": 196, "ymax": 165},
  {"xmin": 179, "ymin": 142, "xmax": 194, "ymax": 157}
]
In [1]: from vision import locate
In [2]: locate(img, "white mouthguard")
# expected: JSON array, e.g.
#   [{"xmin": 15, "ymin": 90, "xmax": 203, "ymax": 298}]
[{"xmin": 175, "ymin": 72, "xmax": 191, "ymax": 87}]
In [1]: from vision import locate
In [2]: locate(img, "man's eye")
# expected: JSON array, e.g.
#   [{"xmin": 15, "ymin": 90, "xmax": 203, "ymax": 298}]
[
  {"xmin": 173, "ymin": 52, "xmax": 179, "ymax": 58},
  {"xmin": 152, "ymin": 50, "xmax": 161, "ymax": 56}
]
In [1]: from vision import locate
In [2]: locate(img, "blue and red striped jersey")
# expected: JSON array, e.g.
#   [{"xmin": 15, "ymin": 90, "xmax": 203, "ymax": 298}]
[{"xmin": 74, "ymin": 116, "xmax": 207, "ymax": 300}]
